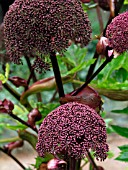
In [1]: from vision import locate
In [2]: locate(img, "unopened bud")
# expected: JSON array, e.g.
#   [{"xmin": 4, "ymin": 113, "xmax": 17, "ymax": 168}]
[
  {"xmin": 96, "ymin": 37, "xmax": 109, "ymax": 56},
  {"xmin": 9, "ymin": 76, "xmax": 27, "ymax": 87},
  {"xmin": 47, "ymin": 159, "xmax": 67, "ymax": 170},
  {"xmin": 0, "ymin": 99, "xmax": 14, "ymax": 113},
  {"xmin": 27, "ymin": 108, "xmax": 42, "ymax": 127},
  {"xmin": 47, "ymin": 158, "xmax": 59, "ymax": 170},
  {"xmin": 4, "ymin": 140, "xmax": 24, "ymax": 153}
]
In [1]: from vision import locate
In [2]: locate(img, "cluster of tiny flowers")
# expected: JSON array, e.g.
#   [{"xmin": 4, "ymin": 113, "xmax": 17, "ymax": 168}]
[
  {"xmin": 4, "ymin": 0, "xmax": 92, "ymax": 65},
  {"xmin": 32, "ymin": 56, "xmax": 51, "ymax": 73},
  {"xmin": 95, "ymin": 0, "xmax": 110, "ymax": 11},
  {"xmin": 106, "ymin": 11, "xmax": 128, "ymax": 54},
  {"xmin": 0, "ymin": 23, "xmax": 9, "ymax": 64},
  {"xmin": 36, "ymin": 102, "xmax": 108, "ymax": 161}
]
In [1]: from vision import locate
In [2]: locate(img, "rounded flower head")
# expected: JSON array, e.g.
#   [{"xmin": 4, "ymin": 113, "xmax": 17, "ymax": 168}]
[
  {"xmin": 36, "ymin": 102, "xmax": 109, "ymax": 161},
  {"xmin": 0, "ymin": 23, "xmax": 10, "ymax": 64},
  {"xmin": 4, "ymin": 0, "xmax": 92, "ymax": 65},
  {"xmin": 106, "ymin": 11, "xmax": 128, "ymax": 54}
]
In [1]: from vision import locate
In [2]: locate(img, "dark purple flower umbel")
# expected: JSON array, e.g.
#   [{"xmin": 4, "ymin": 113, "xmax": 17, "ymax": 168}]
[
  {"xmin": 4, "ymin": 0, "xmax": 91, "ymax": 65},
  {"xmin": 106, "ymin": 11, "xmax": 128, "ymax": 54},
  {"xmin": 36, "ymin": 102, "xmax": 108, "ymax": 161}
]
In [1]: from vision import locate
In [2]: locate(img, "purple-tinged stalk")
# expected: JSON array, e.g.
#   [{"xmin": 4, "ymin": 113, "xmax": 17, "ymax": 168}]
[
  {"xmin": 0, "ymin": 147, "xmax": 26, "ymax": 170},
  {"xmin": 0, "ymin": 99, "xmax": 38, "ymax": 133},
  {"xmin": 86, "ymin": 0, "xmax": 125, "ymax": 81}
]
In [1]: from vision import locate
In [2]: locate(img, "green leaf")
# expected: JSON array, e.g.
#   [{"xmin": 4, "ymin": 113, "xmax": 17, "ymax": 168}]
[
  {"xmin": 118, "ymin": 145, "xmax": 128, "ymax": 152},
  {"xmin": 5, "ymin": 63, "xmax": 10, "ymax": 80},
  {"xmin": 111, "ymin": 125, "xmax": 128, "ymax": 138},
  {"xmin": 124, "ymin": 0, "xmax": 128, "ymax": 5},
  {"xmin": 116, "ymin": 145, "xmax": 128, "ymax": 162},
  {"xmin": 34, "ymin": 154, "xmax": 54, "ymax": 169},
  {"xmin": 37, "ymin": 102, "xmax": 60, "ymax": 121},
  {"xmin": 63, "ymin": 43, "xmax": 87, "ymax": 67},
  {"xmin": 5, "ymin": 124, "xmax": 27, "ymax": 130},
  {"xmin": 63, "ymin": 58, "xmax": 95, "ymax": 76},
  {"xmin": 107, "ymin": 151, "xmax": 114, "ymax": 159},
  {"xmin": 0, "ymin": 63, "xmax": 10, "ymax": 83},
  {"xmin": 0, "ymin": 123, "xmax": 26, "ymax": 130},
  {"xmin": 91, "ymin": 52, "xmax": 128, "ymax": 91},
  {"xmin": 0, "ymin": 74, "xmax": 6, "ymax": 83},
  {"xmin": 34, "ymin": 156, "xmax": 44, "ymax": 169},
  {"xmin": 112, "ymin": 107, "xmax": 128, "ymax": 114},
  {"xmin": 115, "ymin": 152, "xmax": 128, "ymax": 162}
]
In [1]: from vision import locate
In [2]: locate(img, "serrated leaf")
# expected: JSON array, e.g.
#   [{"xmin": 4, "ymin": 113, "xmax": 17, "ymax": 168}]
[
  {"xmin": 115, "ymin": 152, "xmax": 128, "ymax": 162},
  {"xmin": 107, "ymin": 151, "xmax": 114, "ymax": 159},
  {"xmin": 63, "ymin": 43, "xmax": 87, "ymax": 67},
  {"xmin": 112, "ymin": 107, "xmax": 128, "ymax": 114},
  {"xmin": 111, "ymin": 125, "xmax": 128, "ymax": 138},
  {"xmin": 34, "ymin": 154, "xmax": 54, "ymax": 169},
  {"xmin": 118, "ymin": 145, "xmax": 128, "ymax": 152},
  {"xmin": 37, "ymin": 102, "xmax": 60, "ymax": 121},
  {"xmin": 101, "ymin": 54, "xmax": 127, "ymax": 81},
  {"xmin": 63, "ymin": 59, "xmax": 95, "ymax": 76}
]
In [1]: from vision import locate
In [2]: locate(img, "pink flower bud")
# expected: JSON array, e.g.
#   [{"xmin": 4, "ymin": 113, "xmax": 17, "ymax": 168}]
[
  {"xmin": 4, "ymin": 140, "xmax": 24, "ymax": 153},
  {"xmin": 27, "ymin": 108, "xmax": 42, "ymax": 127},
  {"xmin": 9, "ymin": 76, "xmax": 27, "ymax": 87},
  {"xmin": 0, "ymin": 99, "xmax": 14, "ymax": 113},
  {"xmin": 47, "ymin": 158, "xmax": 59, "ymax": 170}
]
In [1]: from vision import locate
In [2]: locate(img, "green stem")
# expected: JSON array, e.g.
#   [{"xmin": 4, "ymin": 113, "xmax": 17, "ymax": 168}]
[{"xmin": 0, "ymin": 137, "xmax": 21, "ymax": 143}]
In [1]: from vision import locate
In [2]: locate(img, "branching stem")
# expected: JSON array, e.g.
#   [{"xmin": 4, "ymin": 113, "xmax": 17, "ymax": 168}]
[
  {"xmin": 73, "ymin": 57, "xmax": 113, "ymax": 96},
  {"xmin": 9, "ymin": 112, "xmax": 38, "ymax": 133},
  {"xmin": 0, "ymin": 147, "xmax": 26, "ymax": 170}
]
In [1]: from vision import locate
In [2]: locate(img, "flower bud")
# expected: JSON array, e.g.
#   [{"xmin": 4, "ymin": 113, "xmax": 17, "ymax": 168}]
[
  {"xmin": 47, "ymin": 159, "xmax": 67, "ymax": 170},
  {"xmin": 27, "ymin": 108, "xmax": 42, "ymax": 127},
  {"xmin": 96, "ymin": 37, "xmax": 109, "ymax": 56},
  {"xmin": 4, "ymin": 140, "xmax": 24, "ymax": 153},
  {"xmin": 0, "ymin": 99, "xmax": 14, "ymax": 113},
  {"xmin": 60, "ymin": 85, "xmax": 102, "ymax": 113},
  {"xmin": 47, "ymin": 158, "xmax": 59, "ymax": 170},
  {"xmin": 9, "ymin": 76, "xmax": 27, "ymax": 87}
]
